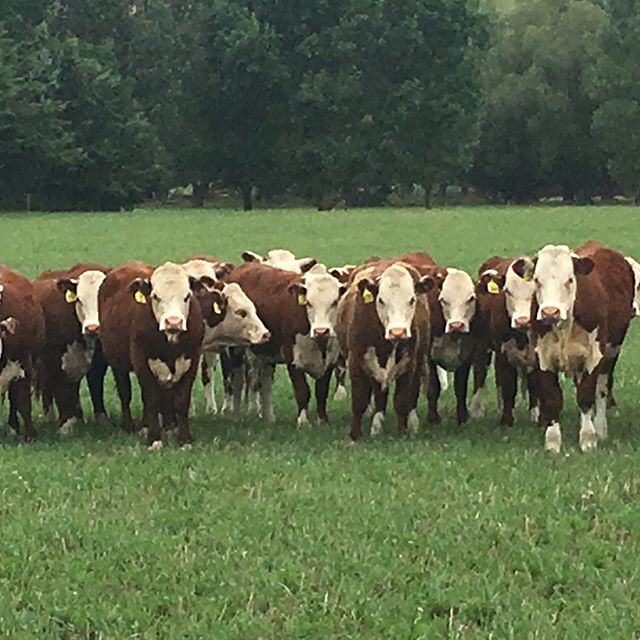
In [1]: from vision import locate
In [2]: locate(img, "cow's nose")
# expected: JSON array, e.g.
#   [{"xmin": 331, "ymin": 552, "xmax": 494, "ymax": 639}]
[
  {"xmin": 83, "ymin": 323, "xmax": 99, "ymax": 335},
  {"xmin": 388, "ymin": 327, "xmax": 408, "ymax": 340},
  {"xmin": 447, "ymin": 321, "xmax": 465, "ymax": 333},
  {"xmin": 540, "ymin": 306, "xmax": 560, "ymax": 323},
  {"xmin": 164, "ymin": 316, "xmax": 185, "ymax": 332},
  {"xmin": 314, "ymin": 327, "xmax": 330, "ymax": 337},
  {"xmin": 259, "ymin": 331, "xmax": 271, "ymax": 344},
  {"xmin": 514, "ymin": 316, "xmax": 530, "ymax": 329}
]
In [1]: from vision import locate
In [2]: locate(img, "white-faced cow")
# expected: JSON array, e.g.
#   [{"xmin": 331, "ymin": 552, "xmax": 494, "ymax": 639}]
[{"xmin": 241, "ymin": 249, "xmax": 317, "ymax": 274}]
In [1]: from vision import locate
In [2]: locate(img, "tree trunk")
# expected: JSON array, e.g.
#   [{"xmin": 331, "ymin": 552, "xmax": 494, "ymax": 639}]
[
  {"xmin": 241, "ymin": 184, "xmax": 253, "ymax": 211},
  {"xmin": 191, "ymin": 181, "xmax": 208, "ymax": 208},
  {"xmin": 317, "ymin": 193, "xmax": 338, "ymax": 211},
  {"xmin": 423, "ymin": 181, "xmax": 434, "ymax": 209}
]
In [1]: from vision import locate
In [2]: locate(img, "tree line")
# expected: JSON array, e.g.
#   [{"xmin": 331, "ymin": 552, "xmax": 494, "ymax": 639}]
[{"xmin": 1, "ymin": 0, "xmax": 639, "ymax": 211}]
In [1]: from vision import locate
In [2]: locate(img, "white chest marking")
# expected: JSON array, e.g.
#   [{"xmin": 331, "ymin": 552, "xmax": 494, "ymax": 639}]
[
  {"xmin": 362, "ymin": 346, "xmax": 410, "ymax": 390},
  {"xmin": 0, "ymin": 361, "xmax": 25, "ymax": 391},
  {"xmin": 61, "ymin": 341, "xmax": 93, "ymax": 382},
  {"xmin": 535, "ymin": 323, "xmax": 602, "ymax": 375},
  {"xmin": 501, "ymin": 338, "xmax": 536, "ymax": 372},
  {"xmin": 292, "ymin": 334, "xmax": 339, "ymax": 378},
  {"xmin": 147, "ymin": 355, "xmax": 192, "ymax": 388}
]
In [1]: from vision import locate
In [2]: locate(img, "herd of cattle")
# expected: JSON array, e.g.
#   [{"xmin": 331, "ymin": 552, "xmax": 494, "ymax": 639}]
[{"xmin": 1, "ymin": 243, "xmax": 639, "ymax": 453}]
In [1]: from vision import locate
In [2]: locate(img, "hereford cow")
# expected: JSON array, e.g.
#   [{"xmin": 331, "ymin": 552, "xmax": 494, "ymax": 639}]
[
  {"xmin": 474, "ymin": 256, "xmax": 539, "ymax": 425},
  {"xmin": 34, "ymin": 262, "xmax": 110, "ymax": 434},
  {"xmin": 99, "ymin": 260, "xmax": 205, "ymax": 448},
  {"xmin": 241, "ymin": 249, "xmax": 317, "ymax": 274},
  {"xmin": 516, "ymin": 242, "xmax": 634, "ymax": 453},
  {"xmin": 626, "ymin": 256, "xmax": 640, "ymax": 316},
  {"xmin": 0, "ymin": 265, "xmax": 46, "ymax": 441},
  {"xmin": 226, "ymin": 262, "xmax": 345, "ymax": 426},
  {"xmin": 336, "ymin": 259, "xmax": 431, "ymax": 440}
]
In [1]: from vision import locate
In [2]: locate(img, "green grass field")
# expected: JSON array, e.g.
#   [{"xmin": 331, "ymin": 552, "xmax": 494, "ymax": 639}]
[{"xmin": 1, "ymin": 206, "xmax": 639, "ymax": 639}]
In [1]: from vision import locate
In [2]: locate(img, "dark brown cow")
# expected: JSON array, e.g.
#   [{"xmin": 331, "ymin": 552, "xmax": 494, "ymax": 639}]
[
  {"xmin": 0, "ymin": 265, "xmax": 45, "ymax": 441},
  {"xmin": 99, "ymin": 260, "xmax": 205, "ymax": 448},
  {"xmin": 336, "ymin": 259, "xmax": 430, "ymax": 440},
  {"xmin": 475, "ymin": 256, "xmax": 539, "ymax": 426},
  {"xmin": 226, "ymin": 262, "xmax": 345, "ymax": 426},
  {"xmin": 34, "ymin": 262, "xmax": 110, "ymax": 434},
  {"xmin": 515, "ymin": 242, "xmax": 634, "ymax": 453}
]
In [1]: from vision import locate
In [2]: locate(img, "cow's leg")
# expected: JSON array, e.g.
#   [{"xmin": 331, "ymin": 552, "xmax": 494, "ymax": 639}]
[
  {"xmin": 605, "ymin": 353, "xmax": 620, "ymax": 408},
  {"xmin": 245, "ymin": 352, "xmax": 261, "ymax": 414},
  {"xmin": 7, "ymin": 394, "xmax": 18, "ymax": 436},
  {"xmin": 113, "ymin": 368, "xmax": 136, "ymax": 433},
  {"xmin": 219, "ymin": 349, "xmax": 234, "ymax": 415},
  {"xmin": 349, "ymin": 370, "xmax": 371, "ymax": 441},
  {"xmin": 494, "ymin": 354, "xmax": 503, "ymax": 413},
  {"xmin": 394, "ymin": 370, "xmax": 421, "ymax": 435},
  {"xmin": 287, "ymin": 364, "xmax": 311, "ymax": 428},
  {"xmin": 454, "ymin": 360, "xmax": 472, "ymax": 425},
  {"xmin": 497, "ymin": 352, "xmax": 517, "ymax": 426},
  {"xmin": 87, "ymin": 342, "xmax": 109, "ymax": 422},
  {"xmin": 258, "ymin": 363, "xmax": 276, "ymax": 423},
  {"xmin": 594, "ymin": 370, "xmax": 610, "ymax": 441},
  {"xmin": 427, "ymin": 363, "xmax": 442, "ymax": 424},
  {"xmin": 537, "ymin": 370, "xmax": 563, "ymax": 453},
  {"xmin": 436, "ymin": 366, "xmax": 449, "ymax": 392},
  {"xmin": 54, "ymin": 378, "xmax": 83, "ymax": 436},
  {"xmin": 576, "ymin": 369, "xmax": 599, "ymax": 452},
  {"xmin": 333, "ymin": 356, "xmax": 347, "ymax": 401},
  {"xmin": 527, "ymin": 370, "xmax": 540, "ymax": 423},
  {"xmin": 470, "ymin": 349, "xmax": 491, "ymax": 418},
  {"xmin": 370, "ymin": 382, "xmax": 388, "ymax": 437},
  {"xmin": 10, "ymin": 376, "xmax": 36, "ymax": 442},
  {"xmin": 202, "ymin": 351, "xmax": 218, "ymax": 414},
  {"xmin": 315, "ymin": 367, "xmax": 332, "ymax": 424},
  {"xmin": 175, "ymin": 365, "xmax": 198, "ymax": 446}
]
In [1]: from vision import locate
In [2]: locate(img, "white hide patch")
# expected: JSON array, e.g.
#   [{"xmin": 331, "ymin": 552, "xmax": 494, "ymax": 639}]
[
  {"xmin": 439, "ymin": 268, "xmax": 476, "ymax": 333},
  {"xmin": 408, "ymin": 409, "xmax": 419, "ymax": 435},
  {"xmin": 370, "ymin": 411, "xmax": 385, "ymax": 436},
  {"xmin": 61, "ymin": 341, "xmax": 93, "ymax": 382},
  {"xmin": 292, "ymin": 334, "xmax": 340, "ymax": 378},
  {"xmin": 0, "ymin": 361, "xmax": 25, "ymax": 392},
  {"xmin": 147, "ymin": 355, "xmax": 192, "ymax": 388},
  {"xmin": 296, "ymin": 409, "xmax": 312, "ymax": 429},
  {"xmin": 545, "ymin": 421, "xmax": 562, "ymax": 454},
  {"xmin": 535, "ymin": 324, "xmax": 602, "ymax": 376},
  {"xmin": 362, "ymin": 345, "xmax": 410, "ymax": 391},
  {"xmin": 579, "ymin": 411, "xmax": 597, "ymax": 452}
]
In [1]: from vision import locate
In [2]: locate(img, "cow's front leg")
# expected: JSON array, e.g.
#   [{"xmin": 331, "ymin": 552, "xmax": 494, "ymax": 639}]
[
  {"xmin": 287, "ymin": 363, "xmax": 311, "ymax": 428},
  {"xmin": 87, "ymin": 342, "xmax": 109, "ymax": 421},
  {"xmin": 141, "ymin": 384, "xmax": 162, "ymax": 449},
  {"xmin": 258, "ymin": 363, "xmax": 276, "ymax": 423},
  {"xmin": 576, "ymin": 368, "xmax": 599, "ymax": 452},
  {"xmin": 394, "ymin": 370, "xmax": 420, "ymax": 435},
  {"xmin": 427, "ymin": 363, "xmax": 441, "ymax": 424},
  {"xmin": 537, "ymin": 370, "xmax": 563, "ymax": 453},
  {"xmin": 470, "ymin": 349, "xmax": 491, "ymax": 418},
  {"xmin": 315, "ymin": 367, "xmax": 333, "ymax": 424},
  {"xmin": 113, "ymin": 368, "xmax": 136, "ymax": 433},
  {"xmin": 527, "ymin": 370, "xmax": 540, "ymax": 423},
  {"xmin": 370, "ymin": 382, "xmax": 388, "ymax": 436},
  {"xmin": 175, "ymin": 380, "xmax": 195, "ymax": 447},
  {"xmin": 202, "ymin": 351, "xmax": 218, "ymax": 414},
  {"xmin": 349, "ymin": 369, "xmax": 371, "ymax": 441},
  {"xmin": 10, "ymin": 375, "xmax": 36, "ymax": 442},
  {"xmin": 454, "ymin": 360, "xmax": 472, "ymax": 425},
  {"xmin": 496, "ymin": 352, "xmax": 517, "ymax": 426}
]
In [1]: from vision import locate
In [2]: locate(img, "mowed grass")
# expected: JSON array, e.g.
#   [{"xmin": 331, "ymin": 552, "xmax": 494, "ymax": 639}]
[{"xmin": 1, "ymin": 206, "xmax": 640, "ymax": 639}]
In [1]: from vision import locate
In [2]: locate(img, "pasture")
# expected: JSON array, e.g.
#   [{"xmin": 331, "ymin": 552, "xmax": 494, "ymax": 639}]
[{"xmin": 1, "ymin": 206, "xmax": 640, "ymax": 638}]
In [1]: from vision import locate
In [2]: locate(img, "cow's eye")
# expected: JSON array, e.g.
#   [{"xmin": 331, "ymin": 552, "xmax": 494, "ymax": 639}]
[
  {"xmin": 504, "ymin": 289, "xmax": 512, "ymax": 297},
  {"xmin": 236, "ymin": 309, "xmax": 247, "ymax": 318},
  {"xmin": 467, "ymin": 295, "xmax": 476, "ymax": 304},
  {"xmin": 331, "ymin": 300, "xmax": 338, "ymax": 307},
  {"xmin": 409, "ymin": 296, "xmax": 416, "ymax": 306},
  {"xmin": 184, "ymin": 292, "xmax": 191, "ymax": 302},
  {"xmin": 151, "ymin": 293, "xmax": 159, "ymax": 302},
  {"xmin": 567, "ymin": 277, "xmax": 574, "ymax": 286},
  {"xmin": 534, "ymin": 279, "xmax": 541, "ymax": 287}
]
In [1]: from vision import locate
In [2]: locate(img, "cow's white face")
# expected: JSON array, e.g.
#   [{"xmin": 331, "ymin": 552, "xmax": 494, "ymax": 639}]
[
  {"xmin": 213, "ymin": 283, "xmax": 270, "ymax": 345},
  {"xmin": 365, "ymin": 264, "xmax": 419, "ymax": 341},
  {"xmin": 293, "ymin": 266, "xmax": 344, "ymax": 337},
  {"xmin": 533, "ymin": 245, "xmax": 594, "ymax": 324},
  {"xmin": 57, "ymin": 270, "xmax": 107, "ymax": 336},
  {"xmin": 439, "ymin": 269, "xmax": 476, "ymax": 333},
  {"xmin": 0, "ymin": 316, "xmax": 17, "ymax": 362},
  {"xmin": 625, "ymin": 256, "xmax": 640, "ymax": 316},
  {"xmin": 243, "ymin": 249, "xmax": 316, "ymax": 273},
  {"xmin": 504, "ymin": 263, "xmax": 535, "ymax": 329}
]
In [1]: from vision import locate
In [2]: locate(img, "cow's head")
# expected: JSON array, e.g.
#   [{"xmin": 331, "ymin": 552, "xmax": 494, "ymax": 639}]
[
  {"xmin": 328, "ymin": 264, "xmax": 357, "ymax": 284},
  {"xmin": 183, "ymin": 259, "xmax": 233, "ymax": 285},
  {"xmin": 289, "ymin": 265, "xmax": 346, "ymax": 338},
  {"xmin": 0, "ymin": 316, "xmax": 17, "ymax": 361},
  {"xmin": 434, "ymin": 268, "xmax": 477, "ymax": 334},
  {"xmin": 530, "ymin": 245, "xmax": 594, "ymax": 325},
  {"xmin": 57, "ymin": 270, "xmax": 107, "ymax": 337},
  {"xmin": 242, "ymin": 249, "xmax": 317, "ymax": 274},
  {"xmin": 129, "ymin": 262, "xmax": 197, "ymax": 341},
  {"xmin": 625, "ymin": 256, "xmax": 640, "ymax": 317},
  {"xmin": 207, "ymin": 283, "xmax": 271, "ymax": 345},
  {"xmin": 357, "ymin": 264, "xmax": 428, "ymax": 342}
]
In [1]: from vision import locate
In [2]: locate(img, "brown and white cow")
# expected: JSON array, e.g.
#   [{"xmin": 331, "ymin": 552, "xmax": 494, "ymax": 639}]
[
  {"xmin": 336, "ymin": 259, "xmax": 430, "ymax": 440},
  {"xmin": 241, "ymin": 249, "xmax": 317, "ymax": 274},
  {"xmin": 99, "ymin": 261, "xmax": 205, "ymax": 448},
  {"xmin": 518, "ymin": 242, "xmax": 634, "ymax": 453},
  {"xmin": 0, "ymin": 265, "xmax": 46, "ymax": 441},
  {"xmin": 34, "ymin": 263, "xmax": 110, "ymax": 434},
  {"xmin": 626, "ymin": 256, "xmax": 640, "ymax": 316},
  {"xmin": 475, "ymin": 256, "xmax": 539, "ymax": 425},
  {"xmin": 226, "ymin": 262, "xmax": 345, "ymax": 426}
]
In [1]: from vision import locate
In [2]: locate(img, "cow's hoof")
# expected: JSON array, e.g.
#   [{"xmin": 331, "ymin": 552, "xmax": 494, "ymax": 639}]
[
  {"xmin": 370, "ymin": 412, "xmax": 385, "ymax": 437},
  {"xmin": 148, "ymin": 440, "xmax": 163, "ymax": 451},
  {"xmin": 408, "ymin": 409, "xmax": 420, "ymax": 435},
  {"xmin": 296, "ymin": 410, "xmax": 312, "ymax": 429},
  {"xmin": 204, "ymin": 403, "xmax": 217, "ymax": 415},
  {"xmin": 530, "ymin": 407, "xmax": 540, "ymax": 424},
  {"xmin": 545, "ymin": 423, "xmax": 562, "ymax": 454},
  {"xmin": 579, "ymin": 430, "xmax": 598, "ymax": 453},
  {"xmin": 94, "ymin": 412, "xmax": 109, "ymax": 425},
  {"xmin": 59, "ymin": 418, "xmax": 77, "ymax": 437},
  {"xmin": 180, "ymin": 443, "xmax": 193, "ymax": 450},
  {"xmin": 140, "ymin": 427, "xmax": 149, "ymax": 439},
  {"xmin": 333, "ymin": 385, "xmax": 347, "ymax": 401},
  {"xmin": 469, "ymin": 393, "xmax": 485, "ymax": 418}
]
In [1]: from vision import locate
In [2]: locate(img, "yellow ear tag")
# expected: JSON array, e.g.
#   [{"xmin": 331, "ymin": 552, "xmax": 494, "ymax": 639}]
[
  {"xmin": 213, "ymin": 301, "xmax": 222, "ymax": 315},
  {"xmin": 134, "ymin": 291, "xmax": 147, "ymax": 304},
  {"xmin": 297, "ymin": 293, "xmax": 307, "ymax": 306},
  {"xmin": 487, "ymin": 281, "xmax": 500, "ymax": 295},
  {"xmin": 523, "ymin": 271, "xmax": 533, "ymax": 282},
  {"xmin": 362, "ymin": 288, "xmax": 374, "ymax": 304},
  {"xmin": 64, "ymin": 290, "xmax": 77, "ymax": 304}
]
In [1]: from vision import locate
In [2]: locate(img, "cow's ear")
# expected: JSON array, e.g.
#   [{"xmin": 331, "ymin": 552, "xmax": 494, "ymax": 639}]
[
  {"xmin": 288, "ymin": 282, "xmax": 308, "ymax": 305},
  {"xmin": 241, "ymin": 250, "xmax": 262, "ymax": 263},
  {"xmin": 128, "ymin": 278, "xmax": 152, "ymax": 304},
  {"xmin": 211, "ymin": 289, "xmax": 227, "ymax": 318},
  {"xmin": 573, "ymin": 256, "xmax": 595, "ymax": 276},
  {"xmin": 357, "ymin": 277, "xmax": 378, "ymax": 303},
  {"xmin": 190, "ymin": 275, "xmax": 216, "ymax": 293},
  {"xmin": 298, "ymin": 258, "xmax": 317, "ymax": 274},
  {"xmin": 512, "ymin": 257, "xmax": 536, "ymax": 281},
  {"xmin": 57, "ymin": 278, "xmax": 79, "ymax": 303},
  {"xmin": 0, "ymin": 317, "xmax": 18, "ymax": 336},
  {"xmin": 476, "ymin": 270, "xmax": 505, "ymax": 295},
  {"xmin": 415, "ymin": 275, "xmax": 436, "ymax": 294},
  {"xmin": 215, "ymin": 262, "xmax": 234, "ymax": 281}
]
